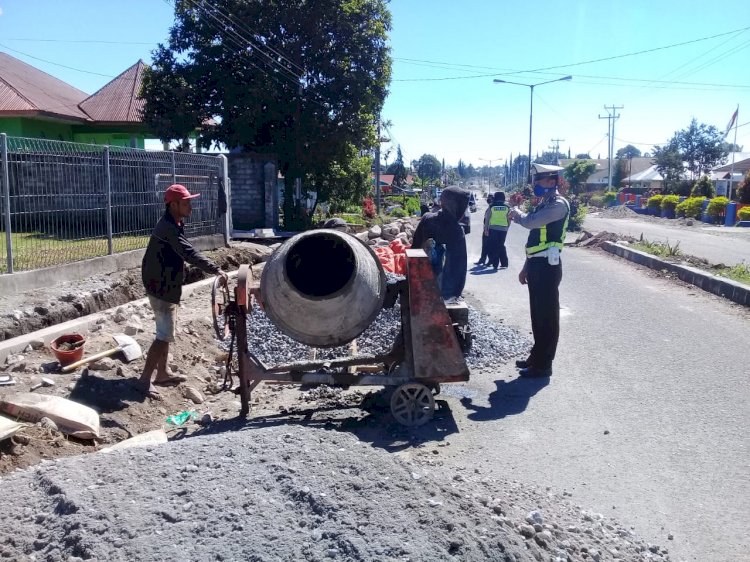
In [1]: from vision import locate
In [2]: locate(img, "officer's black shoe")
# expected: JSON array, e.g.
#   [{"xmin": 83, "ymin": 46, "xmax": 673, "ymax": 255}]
[
  {"xmin": 515, "ymin": 359, "xmax": 529, "ymax": 369},
  {"xmin": 518, "ymin": 366, "xmax": 552, "ymax": 378}
]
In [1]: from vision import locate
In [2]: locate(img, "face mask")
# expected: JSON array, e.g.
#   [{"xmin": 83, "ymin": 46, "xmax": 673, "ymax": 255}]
[{"xmin": 534, "ymin": 184, "xmax": 553, "ymax": 197}]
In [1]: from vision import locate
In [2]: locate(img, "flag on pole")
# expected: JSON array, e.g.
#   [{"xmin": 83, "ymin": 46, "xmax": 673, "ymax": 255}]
[{"xmin": 724, "ymin": 106, "xmax": 739, "ymax": 138}]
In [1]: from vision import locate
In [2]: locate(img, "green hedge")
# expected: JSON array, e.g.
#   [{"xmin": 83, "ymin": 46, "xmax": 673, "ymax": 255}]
[
  {"xmin": 737, "ymin": 206, "xmax": 750, "ymax": 221},
  {"xmin": 661, "ymin": 194, "xmax": 680, "ymax": 212},
  {"xmin": 676, "ymin": 196, "xmax": 706, "ymax": 219},
  {"xmin": 588, "ymin": 195, "xmax": 605, "ymax": 208},
  {"xmin": 568, "ymin": 204, "xmax": 588, "ymax": 231},
  {"xmin": 603, "ymin": 191, "xmax": 617, "ymax": 205},
  {"xmin": 707, "ymin": 196, "xmax": 729, "ymax": 220},
  {"xmin": 647, "ymin": 195, "xmax": 663, "ymax": 210}
]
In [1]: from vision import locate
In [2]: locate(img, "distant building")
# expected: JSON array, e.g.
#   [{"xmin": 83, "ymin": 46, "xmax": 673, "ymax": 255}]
[
  {"xmin": 371, "ymin": 173, "xmax": 414, "ymax": 193},
  {"xmin": 559, "ymin": 157, "xmax": 654, "ymax": 191},
  {"xmin": 0, "ymin": 52, "xmax": 151, "ymax": 148},
  {"xmin": 712, "ymin": 153, "xmax": 750, "ymax": 197}
]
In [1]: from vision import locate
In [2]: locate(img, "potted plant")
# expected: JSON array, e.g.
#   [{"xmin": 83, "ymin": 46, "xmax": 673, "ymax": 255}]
[
  {"xmin": 660, "ymin": 194, "xmax": 679, "ymax": 219},
  {"xmin": 647, "ymin": 194, "xmax": 663, "ymax": 216}
]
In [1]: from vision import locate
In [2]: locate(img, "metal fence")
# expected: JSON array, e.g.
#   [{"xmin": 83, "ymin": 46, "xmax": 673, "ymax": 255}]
[{"xmin": 0, "ymin": 134, "xmax": 226, "ymax": 273}]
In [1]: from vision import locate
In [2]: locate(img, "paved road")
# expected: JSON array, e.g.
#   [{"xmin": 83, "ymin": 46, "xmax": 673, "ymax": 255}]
[
  {"xmin": 449, "ymin": 197, "xmax": 750, "ymax": 562},
  {"xmin": 585, "ymin": 213, "xmax": 750, "ymax": 266}
]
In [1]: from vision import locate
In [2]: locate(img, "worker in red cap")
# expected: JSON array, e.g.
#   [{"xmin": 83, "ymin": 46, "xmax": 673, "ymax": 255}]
[{"xmin": 139, "ymin": 184, "xmax": 228, "ymax": 399}]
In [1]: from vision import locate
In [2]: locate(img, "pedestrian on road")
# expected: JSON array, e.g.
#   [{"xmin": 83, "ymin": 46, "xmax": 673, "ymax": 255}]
[
  {"xmin": 508, "ymin": 164, "xmax": 570, "ymax": 378},
  {"xmin": 475, "ymin": 194, "xmax": 494, "ymax": 266},
  {"xmin": 486, "ymin": 191, "xmax": 511, "ymax": 270},
  {"xmin": 412, "ymin": 186, "xmax": 470, "ymax": 302},
  {"xmin": 139, "ymin": 184, "xmax": 228, "ymax": 399}
]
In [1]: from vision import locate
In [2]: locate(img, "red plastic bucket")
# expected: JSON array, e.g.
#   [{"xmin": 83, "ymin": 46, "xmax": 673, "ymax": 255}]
[{"xmin": 50, "ymin": 333, "xmax": 86, "ymax": 366}]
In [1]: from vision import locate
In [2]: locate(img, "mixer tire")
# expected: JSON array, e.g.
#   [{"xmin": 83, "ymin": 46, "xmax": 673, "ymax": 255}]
[{"xmin": 390, "ymin": 383, "xmax": 435, "ymax": 427}]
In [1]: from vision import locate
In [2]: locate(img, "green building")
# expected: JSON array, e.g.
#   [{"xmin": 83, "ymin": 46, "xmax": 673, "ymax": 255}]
[{"xmin": 0, "ymin": 53, "xmax": 150, "ymax": 147}]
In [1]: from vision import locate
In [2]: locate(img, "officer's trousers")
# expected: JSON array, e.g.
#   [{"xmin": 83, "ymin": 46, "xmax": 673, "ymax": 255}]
[
  {"xmin": 488, "ymin": 229, "xmax": 508, "ymax": 268},
  {"xmin": 526, "ymin": 257, "xmax": 563, "ymax": 370}
]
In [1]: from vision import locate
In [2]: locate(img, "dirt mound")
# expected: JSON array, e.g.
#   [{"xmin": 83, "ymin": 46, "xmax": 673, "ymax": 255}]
[
  {"xmin": 0, "ymin": 425, "xmax": 671, "ymax": 561},
  {"xmin": 571, "ymin": 231, "xmax": 636, "ymax": 249},
  {"xmin": 0, "ymin": 242, "xmax": 274, "ymax": 342},
  {"xmin": 594, "ymin": 206, "xmax": 639, "ymax": 219}
]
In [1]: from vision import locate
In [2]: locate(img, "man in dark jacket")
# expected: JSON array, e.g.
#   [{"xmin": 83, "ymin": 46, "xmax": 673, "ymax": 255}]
[
  {"xmin": 139, "ymin": 184, "xmax": 227, "ymax": 399},
  {"xmin": 411, "ymin": 186, "xmax": 470, "ymax": 301}
]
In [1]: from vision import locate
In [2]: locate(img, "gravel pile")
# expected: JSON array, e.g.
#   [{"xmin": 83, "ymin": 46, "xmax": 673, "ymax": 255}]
[
  {"xmin": 231, "ymin": 293, "xmax": 530, "ymax": 372},
  {"xmin": 0, "ymin": 425, "xmax": 671, "ymax": 562}
]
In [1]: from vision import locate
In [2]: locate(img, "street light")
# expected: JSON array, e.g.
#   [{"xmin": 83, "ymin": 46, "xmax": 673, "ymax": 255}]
[
  {"xmin": 493, "ymin": 75, "xmax": 572, "ymax": 185},
  {"xmin": 478, "ymin": 157, "xmax": 502, "ymax": 194}
]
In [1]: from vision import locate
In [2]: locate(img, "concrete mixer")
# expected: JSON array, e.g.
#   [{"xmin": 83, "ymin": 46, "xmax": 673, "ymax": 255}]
[{"xmin": 211, "ymin": 229, "xmax": 472, "ymax": 427}]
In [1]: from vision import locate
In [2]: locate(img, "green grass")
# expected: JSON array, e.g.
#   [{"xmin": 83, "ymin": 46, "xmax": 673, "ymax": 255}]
[
  {"xmin": 0, "ymin": 231, "xmax": 150, "ymax": 273},
  {"xmin": 717, "ymin": 263, "xmax": 750, "ymax": 285},
  {"xmin": 631, "ymin": 234, "xmax": 750, "ymax": 286},
  {"xmin": 631, "ymin": 238, "xmax": 682, "ymax": 258}
]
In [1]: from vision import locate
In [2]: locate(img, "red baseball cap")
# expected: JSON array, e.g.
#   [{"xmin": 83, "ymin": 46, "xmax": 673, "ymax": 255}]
[{"xmin": 164, "ymin": 184, "xmax": 200, "ymax": 204}]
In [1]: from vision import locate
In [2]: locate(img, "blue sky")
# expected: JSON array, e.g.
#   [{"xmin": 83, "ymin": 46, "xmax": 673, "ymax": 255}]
[{"xmin": 1, "ymin": 0, "xmax": 749, "ymax": 167}]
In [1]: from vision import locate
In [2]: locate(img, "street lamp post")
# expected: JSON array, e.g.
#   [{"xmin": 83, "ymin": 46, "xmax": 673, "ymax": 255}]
[
  {"xmin": 493, "ymin": 75, "xmax": 572, "ymax": 185},
  {"xmin": 478, "ymin": 157, "xmax": 502, "ymax": 194}
]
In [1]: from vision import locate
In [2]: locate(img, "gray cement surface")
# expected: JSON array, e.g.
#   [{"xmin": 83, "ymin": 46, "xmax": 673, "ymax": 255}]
[
  {"xmin": 458, "ymin": 199, "xmax": 750, "ymax": 562},
  {"xmin": 585, "ymin": 213, "xmax": 750, "ymax": 266}
]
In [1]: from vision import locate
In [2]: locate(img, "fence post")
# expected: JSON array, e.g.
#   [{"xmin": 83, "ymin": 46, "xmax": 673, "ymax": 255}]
[
  {"xmin": 171, "ymin": 151, "xmax": 177, "ymax": 184},
  {"xmin": 104, "ymin": 146, "xmax": 113, "ymax": 255},
  {"xmin": 218, "ymin": 154, "xmax": 231, "ymax": 245},
  {"xmin": 1, "ymin": 133, "xmax": 13, "ymax": 274}
]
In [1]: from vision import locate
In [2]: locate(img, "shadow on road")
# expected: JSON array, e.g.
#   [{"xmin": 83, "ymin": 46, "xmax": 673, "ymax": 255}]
[
  {"xmin": 175, "ymin": 388, "xmax": 459, "ymax": 453},
  {"xmin": 459, "ymin": 377, "xmax": 549, "ymax": 421}
]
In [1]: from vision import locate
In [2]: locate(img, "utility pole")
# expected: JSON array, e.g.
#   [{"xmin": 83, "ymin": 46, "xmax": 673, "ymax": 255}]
[
  {"xmin": 549, "ymin": 138, "xmax": 564, "ymax": 161},
  {"xmin": 598, "ymin": 105, "xmax": 623, "ymax": 189},
  {"xmin": 375, "ymin": 120, "xmax": 381, "ymax": 215}
]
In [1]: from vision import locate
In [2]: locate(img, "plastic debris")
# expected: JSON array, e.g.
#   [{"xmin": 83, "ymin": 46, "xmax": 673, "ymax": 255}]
[{"xmin": 165, "ymin": 410, "xmax": 198, "ymax": 427}]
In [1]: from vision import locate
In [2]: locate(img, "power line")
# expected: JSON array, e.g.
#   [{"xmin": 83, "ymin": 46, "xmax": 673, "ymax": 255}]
[
  {"xmin": 393, "ymin": 25, "xmax": 750, "ymax": 86},
  {"xmin": 3, "ymin": 37, "xmax": 154, "ymax": 47},
  {"xmin": 178, "ymin": 0, "xmax": 301, "ymax": 86},
  {"xmin": 2, "ymin": 37, "xmax": 156, "ymax": 45},
  {"xmin": 186, "ymin": 0, "xmax": 302, "ymax": 82},
  {"xmin": 0, "ymin": 43, "xmax": 116, "ymax": 77},
  {"xmin": 188, "ymin": 0, "xmax": 305, "ymax": 76},
  {"xmin": 524, "ymin": 25, "xmax": 750, "ymax": 73}
]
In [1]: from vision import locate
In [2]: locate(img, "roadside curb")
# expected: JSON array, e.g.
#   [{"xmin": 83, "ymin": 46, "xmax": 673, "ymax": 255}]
[
  {"xmin": 0, "ymin": 272, "xmax": 238, "ymax": 364},
  {"xmin": 602, "ymin": 241, "xmax": 750, "ymax": 307}
]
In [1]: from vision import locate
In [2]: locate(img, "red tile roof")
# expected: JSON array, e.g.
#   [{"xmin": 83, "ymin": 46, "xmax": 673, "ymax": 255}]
[
  {"xmin": 79, "ymin": 60, "xmax": 147, "ymax": 123},
  {"xmin": 0, "ymin": 52, "xmax": 89, "ymax": 121}
]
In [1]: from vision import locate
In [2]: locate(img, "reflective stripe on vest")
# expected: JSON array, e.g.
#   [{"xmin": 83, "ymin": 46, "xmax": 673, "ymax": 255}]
[
  {"xmin": 525, "ymin": 198, "xmax": 571, "ymax": 256},
  {"xmin": 489, "ymin": 205, "xmax": 509, "ymax": 227}
]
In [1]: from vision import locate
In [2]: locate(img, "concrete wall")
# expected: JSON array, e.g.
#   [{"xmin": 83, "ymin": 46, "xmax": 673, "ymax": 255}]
[
  {"xmin": 0, "ymin": 233, "xmax": 225, "ymax": 298},
  {"xmin": 227, "ymin": 153, "xmax": 278, "ymax": 231}
]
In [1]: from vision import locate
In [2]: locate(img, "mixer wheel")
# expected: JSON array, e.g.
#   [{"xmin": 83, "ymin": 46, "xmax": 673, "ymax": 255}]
[{"xmin": 390, "ymin": 383, "xmax": 435, "ymax": 427}]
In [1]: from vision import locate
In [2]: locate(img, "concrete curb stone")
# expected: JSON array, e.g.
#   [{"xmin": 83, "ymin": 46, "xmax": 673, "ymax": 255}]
[{"xmin": 602, "ymin": 241, "xmax": 750, "ymax": 307}]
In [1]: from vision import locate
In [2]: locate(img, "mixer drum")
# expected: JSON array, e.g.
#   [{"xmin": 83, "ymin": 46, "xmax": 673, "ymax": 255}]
[{"xmin": 260, "ymin": 229, "xmax": 387, "ymax": 347}]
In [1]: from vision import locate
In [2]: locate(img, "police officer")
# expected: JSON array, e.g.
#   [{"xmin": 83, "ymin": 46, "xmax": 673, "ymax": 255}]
[
  {"xmin": 475, "ymin": 194, "xmax": 494, "ymax": 266},
  {"xmin": 508, "ymin": 164, "xmax": 570, "ymax": 378},
  {"xmin": 486, "ymin": 191, "xmax": 510, "ymax": 270}
]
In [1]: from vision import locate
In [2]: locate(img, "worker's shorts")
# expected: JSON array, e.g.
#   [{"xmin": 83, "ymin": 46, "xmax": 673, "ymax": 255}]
[{"xmin": 148, "ymin": 296, "xmax": 178, "ymax": 343}]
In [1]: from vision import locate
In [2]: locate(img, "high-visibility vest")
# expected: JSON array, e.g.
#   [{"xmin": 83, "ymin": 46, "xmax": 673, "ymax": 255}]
[
  {"xmin": 525, "ymin": 197, "xmax": 571, "ymax": 256},
  {"xmin": 489, "ymin": 205, "xmax": 510, "ymax": 227}
]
